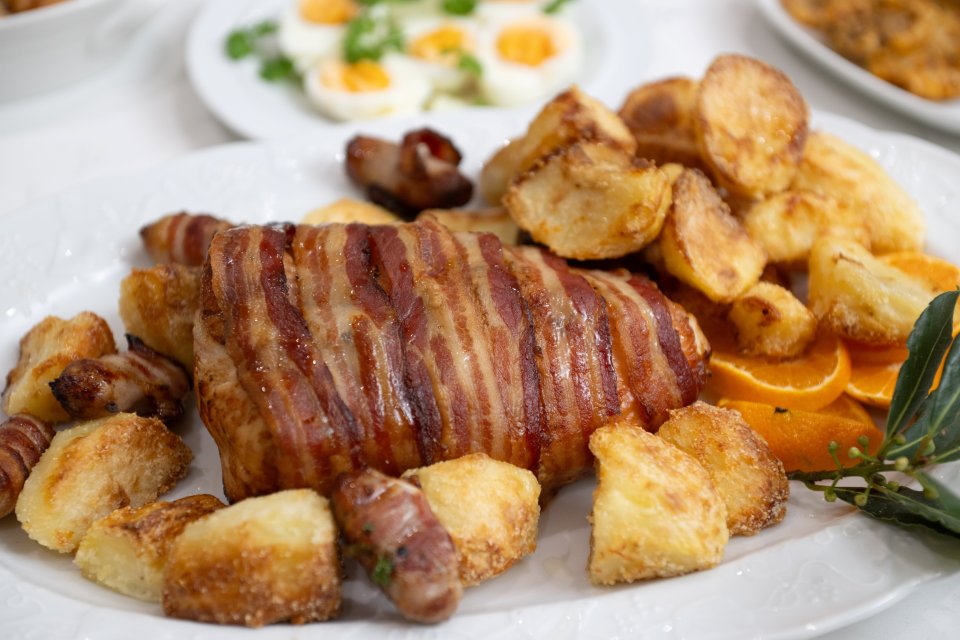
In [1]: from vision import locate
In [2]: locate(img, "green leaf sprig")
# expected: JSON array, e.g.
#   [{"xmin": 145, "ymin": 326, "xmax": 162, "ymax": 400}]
[
  {"xmin": 543, "ymin": 0, "xmax": 574, "ymax": 14},
  {"xmin": 792, "ymin": 289, "xmax": 960, "ymax": 536},
  {"xmin": 442, "ymin": 0, "xmax": 478, "ymax": 15},
  {"xmin": 343, "ymin": 10, "xmax": 405, "ymax": 63},
  {"xmin": 224, "ymin": 20, "xmax": 300, "ymax": 83}
]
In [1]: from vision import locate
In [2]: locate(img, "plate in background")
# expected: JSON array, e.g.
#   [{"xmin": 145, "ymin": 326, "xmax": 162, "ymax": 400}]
[
  {"xmin": 185, "ymin": 0, "xmax": 623, "ymax": 139},
  {"xmin": 757, "ymin": 0, "xmax": 960, "ymax": 136}
]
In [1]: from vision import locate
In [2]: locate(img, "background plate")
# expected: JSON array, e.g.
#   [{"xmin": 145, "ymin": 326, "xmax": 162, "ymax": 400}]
[
  {"xmin": 2, "ymin": 108, "xmax": 960, "ymax": 640},
  {"xmin": 757, "ymin": 0, "xmax": 960, "ymax": 135},
  {"xmin": 185, "ymin": 0, "xmax": 622, "ymax": 139}
]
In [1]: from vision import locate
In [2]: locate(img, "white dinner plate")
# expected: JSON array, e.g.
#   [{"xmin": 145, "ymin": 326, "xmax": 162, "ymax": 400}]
[
  {"xmin": 2, "ymin": 108, "xmax": 960, "ymax": 640},
  {"xmin": 185, "ymin": 0, "xmax": 624, "ymax": 140},
  {"xmin": 756, "ymin": 0, "xmax": 960, "ymax": 135}
]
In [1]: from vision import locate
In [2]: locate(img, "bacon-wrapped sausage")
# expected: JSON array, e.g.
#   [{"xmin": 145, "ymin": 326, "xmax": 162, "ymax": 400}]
[
  {"xmin": 345, "ymin": 128, "xmax": 474, "ymax": 219},
  {"xmin": 50, "ymin": 335, "xmax": 190, "ymax": 423},
  {"xmin": 331, "ymin": 468, "xmax": 461, "ymax": 623},
  {"xmin": 194, "ymin": 220, "xmax": 708, "ymax": 501},
  {"xmin": 0, "ymin": 414, "xmax": 54, "ymax": 518},
  {"xmin": 140, "ymin": 212, "xmax": 233, "ymax": 266}
]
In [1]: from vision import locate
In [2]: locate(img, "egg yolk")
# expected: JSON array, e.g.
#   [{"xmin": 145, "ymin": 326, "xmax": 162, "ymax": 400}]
[
  {"xmin": 299, "ymin": 0, "xmax": 357, "ymax": 24},
  {"xmin": 410, "ymin": 24, "xmax": 469, "ymax": 64},
  {"xmin": 323, "ymin": 60, "xmax": 392, "ymax": 92},
  {"xmin": 496, "ymin": 25, "xmax": 557, "ymax": 66}
]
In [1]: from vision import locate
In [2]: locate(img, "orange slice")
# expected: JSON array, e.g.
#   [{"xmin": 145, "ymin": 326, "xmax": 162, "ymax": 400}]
[
  {"xmin": 881, "ymin": 251, "xmax": 960, "ymax": 293},
  {"xmin": 720, "ymin": 395, "xmax": 882, "ymax": 473},
  {"xmin": 707, "ymin": 331, "xmax": 851, "ymax": 411},
  {"xmin": 845, "ymin": 335, "xmax": 951, "ymax": 409}
]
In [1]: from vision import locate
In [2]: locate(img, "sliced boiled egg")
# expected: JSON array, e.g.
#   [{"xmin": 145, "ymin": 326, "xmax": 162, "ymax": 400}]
[
  {"xmin": 304, "ymin": 56, "xmax": 432, "ymax": 121},
  {"xmin": 404, "ymin": 18, "xmax": 479, "ymax": 93},
  {"xmin": 476, "ymin": 13, "xmax": 582, "ymax": 107},
  {"xmin": 279, "ymin": 0, "xmax": 358, "ymax": 72}
]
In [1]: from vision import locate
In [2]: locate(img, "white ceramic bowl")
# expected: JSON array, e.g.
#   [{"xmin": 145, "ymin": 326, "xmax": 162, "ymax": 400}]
[{"xmin": 0, "ymin": 0, "xmax": 137, "ymax": 102}]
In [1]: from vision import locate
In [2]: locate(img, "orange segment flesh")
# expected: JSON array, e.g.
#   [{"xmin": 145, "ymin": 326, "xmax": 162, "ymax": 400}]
[
  {"xmin": 706, "ymin": 331, "xmax": 851, "ymax": 411},
  {"xmin": 720, "ymin": 395, "xmax": 882, "ymax": 473},
  {"xmin": 845, "ymin": 334, "xmax": 952, "ymax": 409},
  {"xmin": 881, "ymin": 251, "xmax": 960, "ymax": 293}
]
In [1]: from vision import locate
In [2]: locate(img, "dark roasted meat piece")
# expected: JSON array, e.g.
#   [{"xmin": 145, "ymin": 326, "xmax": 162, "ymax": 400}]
[{"xmin": 345, "ymin": 128, "xmax": 474, "ymax": 219}]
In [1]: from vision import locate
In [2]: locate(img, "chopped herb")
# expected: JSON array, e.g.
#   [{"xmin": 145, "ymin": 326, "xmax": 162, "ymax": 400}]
[
  {"xmin": 259, "ymin": 56, "xmax": 298, "ymax": 82},
  {"xmin": 774, "ymin": 406, "xmax": 789, "ymax": 414},
  {"xmin": 442, "ymin": 0, "xmax": 477, "ymax": 15},
  {"xmin": 343, "ymin": 13, "xmax": 405, "ymax": 63},
  {"xmin": 362, "ymin": 521, "xmax": 374, "ymax": 534},
  {"xmin": 457, "ymin": 51, "xmax": 483, "ymax": 76},
  {"xmin": 224, "ymin": 20, "xmax": 279, "ymax": 60},
  {"xmin": 225, "ymin": 30, "xmax": 254, "ymax": 60},
  {"xmin": 792, "ymin": 290, "xmax": 960, "ymax": 537},
  {"xmin": 543, "ymin": 0, "xmax": 573, "ymax": 14},
  {"xmin": 372, "ymin": 554, "xmax": 394, "ymax": 587}
]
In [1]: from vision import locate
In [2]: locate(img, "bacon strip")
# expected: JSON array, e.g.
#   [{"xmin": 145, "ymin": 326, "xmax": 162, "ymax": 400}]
[
  {"xmin": 140, "ymin": 212, "xmax": 233, "ymax": 266},
  {"xmin": 0, "ymin": 414, "xmax": 54, "ymax": 518},
  {"xmin": 196, "ymin": 222, "xmax": 708, "ymax": 499},
  {"xmin": 50, "ymin": 334, "xmax": 190, "ymax": 423}
]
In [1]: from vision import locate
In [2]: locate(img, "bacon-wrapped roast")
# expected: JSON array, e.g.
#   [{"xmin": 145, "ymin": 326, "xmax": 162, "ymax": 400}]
[{"xmin": 195, "ymin": 220, "xmax": 709, "ymax": 501}]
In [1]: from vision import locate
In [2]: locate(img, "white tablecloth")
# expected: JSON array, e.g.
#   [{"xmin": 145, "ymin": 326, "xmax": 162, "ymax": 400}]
[{"xmin": 1, "ymin": 1, "xmax": 958, "ymax": 637}]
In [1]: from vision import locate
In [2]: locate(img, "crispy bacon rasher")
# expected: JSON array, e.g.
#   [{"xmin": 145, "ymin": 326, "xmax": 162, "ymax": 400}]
[{"xmin": 194, "ymin": 220, "xmax": 709, "ymax": 501}]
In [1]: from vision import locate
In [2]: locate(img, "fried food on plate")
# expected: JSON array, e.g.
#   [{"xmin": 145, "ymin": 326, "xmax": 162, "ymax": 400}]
[
  {"xmin": 618, "ymin": 76, "xmax": 705, "ymax": 169},
  {"xmin": 728, "ymin": 282, "xmax": 817, "ymax": 359},
  {"xmin": 479, "ymin": 86, "xmax": 636, "ymax": 206},
  {"xmin": 417, "ymin": 207, "xmax": 520, "ymax": 245},
  {"xmin": 695, "ymin": 54, "xmax": 809, "ymax": 198},
  {"xmin": 657, "ymin": 402, "xmax": 789, "ymax": 536},
  {"xmin": 504, "ymin": 141, "xmax": 672, "ymax": 260},
  {"xmin": 656, "ymin": 168, "xmax": 766, "ymax": 303},
  {"xmin": 163, "ymin": 489, "xmax": 340, "ymax": 626},
  {"xmin": 75, "ymin": 494, "xmax": 225, "ymax": 602},
  {"xmin": 119, "ymin": 264, "xmax": 201, "ymax": 369},
  {"xmin": 2, "ymin": 311, "xmax": 116, "ymax": 423},
  {"xmin": 741, "ymin": 189, "xmax": 870, "ymax": 265},
  {"xmin": 587, "ymin": 419, "xmax": 728, "ymax": 585},
  {"xmin": 808, "ymin": 237, "xmax": 938, "ymax": 346},
  {"xmin": 140, "ymin": 211, "xmax": 233, "ymax": 267},
  {"xmin": 402, "ymin": 453, "xmax": 540, "ymax": 586},
  {"xmin": 792, "ymin": 130, "xmax": 925, "ymax": 253},
  {"xmin": 16, "ymin": 413, "xmax": 192, "ymax": 553},
  {"xmin": 301, "ymin": 197, "xmax": 401, "ymax": 226}
]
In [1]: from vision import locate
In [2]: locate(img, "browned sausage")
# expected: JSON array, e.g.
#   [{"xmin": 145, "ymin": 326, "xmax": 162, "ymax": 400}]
[
  {"xmin": 345, "ymin": 128, "xmax": 473, "ymax": 219},
  {"xmin": 0, "ymin": 414, "xmax": 54, "ymax": 517},
  {"xmin": 50, "ymin": 335, "xmax": 190, "ymax": 423},
  {"xmin": 330, "ymin": 468, "xmax": 462, "ymax": 623}
]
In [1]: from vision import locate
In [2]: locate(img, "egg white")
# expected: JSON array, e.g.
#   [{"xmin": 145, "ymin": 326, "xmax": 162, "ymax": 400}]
[
  {"xmin": 475, "ymin": 12, "xmax": 583, "ymax": 108},
  {"xmin": 304, "ymin": 55, "xmax": 433, "ymax": 121},
  {"xmin": 403, "ymin": 16, "xmax": 481, "ymax": 94},
  {"xmin": 278, "ymin": 3, "xmax": 349, "ymax": 72}
]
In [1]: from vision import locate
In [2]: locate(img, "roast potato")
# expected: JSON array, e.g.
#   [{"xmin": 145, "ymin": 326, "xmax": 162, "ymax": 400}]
[
  {"xmin": 402, "ymin": 453, "xmax": 540, "ymax": 586},
  {"xmin": 618, "ymin": 76, "xmax": 705, "ymax": 168},
  {"xmin": 741, "ymin": 189, "xmax": 871, "ymax": 266},
  {"xmin": 16, "ymin": 413, "xmax": 192, "ymax": 553},
  {"xmin": 792, "ymin": 130, "xmax": 925, "ymax": 254},
  {"xmin": 808, "ymin": 237, "xmax": 937, "ymax": 345},
  {"xmin": 587, "ymin": 419, "xmax": 728, "ymax": 585},
  {"xmin": 695, "ymin": 54, "xmax": 809, "ymax": 198},
  {"xmin": 119, "ymin": 265, "xmax": 200, "ymax": 369},
  {"xmin": 657, "ymin": 402, "xmax": 789, "ymax": 536},
  {"xmin": 479, "ymin": 86, "xmax": 636, "ymax": 205},
  {"xmin": 728, "ymin": 282, "xmax": 817, "ymax": 358},
  {"xmin": 301, "ymin": 197, "xmax": 401, "ymax": 226},
  {"xmin": 74, "ymin": 494, "xmax": 225, "ymax": 602},
  {"xmin": 2, "ymin": 311, "xmax": 116, "ymax": 423},
  {"xmin": 504, "ymin": 141, "xmax": 671, "ymax": 260},
  {"xmin": 656, "ymin": 168, "xmax": 766, "ymax": 302},
  {"xmin": 163, "ymin": 489, "xmax": 341, "ymax": 626}
]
